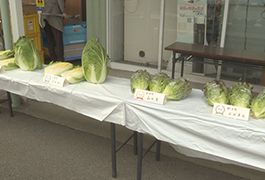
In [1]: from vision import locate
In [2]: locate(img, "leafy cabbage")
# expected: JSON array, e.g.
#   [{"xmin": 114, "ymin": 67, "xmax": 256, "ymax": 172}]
[
  {"xmin": 44, "ymin": 61, "xmax": 73, "ymax": 76},
  {"xmin": 0, "ymin": 58, "xmax": 19, "ymax": 70},
  {"xmin": 130, "ymin": 69, "xmax": 151, "ymax": 93},
  {"xmin": 203, "ymin": 80, "xmax": 228, "ymax": 106},
  {"xmin": 60, "ymin": 66, "xmax": 85, "ymax": 84},
  {"xmin": 250, "ymin": 89, "xmax": 265, "ymax": 119},
  {"xmin": 82, "ymin": 37, "xmax": 109, "ymax": 84},
  {"xmin": 149, "ymin": 73, "xmax": 171, "ymax": 93},
  {"xmin": 162, "ymin": 78, "xmax": 192, "ymax": 101},
  {"xmin": 0, "ymin": 50, "xmax": 15, "ymax": 60},
  {"xmin": 228, "ymin": 82, "xmax": 253, "ymax": 108},
  {"xmin": 14, "ymin": 36, "xmax": 43, "ymax": 71}
]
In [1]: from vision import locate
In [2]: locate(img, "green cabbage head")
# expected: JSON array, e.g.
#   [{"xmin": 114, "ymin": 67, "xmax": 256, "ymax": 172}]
[
  {"xmin": 82, "ymin": 37, "xmax": 109, "ymax": 84},
  {"xmin": 14, "ymin": 36, "xmax": 43, "ymax": 71},
  {"xmin": 250, "ymin": 89, "xmax": 265, "ymax": 119},
  {"xmin": 130, "ymin": 69, "xmax": 151, "ymax": 93},
  {"xmin": 228, "ymin": 82, "xmax": 253, "ymax": 108},
  {"xmin": 162, "ymin": 78, "xmax": 192, "ymax": 101},
  {"xmin": 149, "ymin": 72, "xmax": 171, "ymax": 93},
  {"xmin": 203, "ymin": 80, "xmax": 228, "ymax": 106}
]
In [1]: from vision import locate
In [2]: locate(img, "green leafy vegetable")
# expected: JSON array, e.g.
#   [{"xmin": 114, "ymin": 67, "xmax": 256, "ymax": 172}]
[
  {"xmin": 250, "ymin": 89, "xmax": 265, "ymax": 119},
  {"xmin": 149, "ymin": 72, "xmax": 171, "ymax": 93},
  {"xmin": 44, "ymin": 61, "xmax": 73, "ymax": 76},
  {"xmin": 162, "ymin": 78, "xmax": 192, "ymax": 101},
  {"xmin": 82, "ymin": 37, "xmax": 109, "ymax": 84},
  {"xmin": 0, "ymin": 50, "xmax": 15, "ymax": 60},
  {"xmin": 60, "ymin": 66, "xmax": 85, "ymax": 84},
  {"xmin": 228, "ymin": 82, "xmax": 253, "ymax": 108},
  {"xmin": 14, "ymin": 36, "xmax": 43, "ymax": 71},
  {"xmin": 130, "ymin": 69, "xmax": 151, "ymax": 93},
  {"xmin": 0, "ymin": 58, "xmax": 18, "ymax": 70},
  {"xmin": 203, "ymin": 80, "xmax": 228, "ymax": 106}
]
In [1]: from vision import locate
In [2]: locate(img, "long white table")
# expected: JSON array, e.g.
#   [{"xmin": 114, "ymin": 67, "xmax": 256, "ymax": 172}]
[{"xmin": 1, "ymin": 68, "xmax": 265, "ymax": 179}]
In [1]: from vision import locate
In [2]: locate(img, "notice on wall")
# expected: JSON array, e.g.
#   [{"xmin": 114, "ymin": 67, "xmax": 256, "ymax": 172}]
[
  {"xmin": 212, "ymin": 103, "xmax": 250, "ymax": 121},
  {"xmin": 134, "ymin": 89, "xmax": 167, "ymax": 105}
]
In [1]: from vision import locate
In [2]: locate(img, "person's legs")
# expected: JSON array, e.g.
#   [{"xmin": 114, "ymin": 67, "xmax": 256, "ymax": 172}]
[
  {"xmin": 51, "ymin": 26, "xmax": 64, "ymax": 62},
  {"xmin": 44, "ymin": 20, "xmax": 57, "ymax": 61}
]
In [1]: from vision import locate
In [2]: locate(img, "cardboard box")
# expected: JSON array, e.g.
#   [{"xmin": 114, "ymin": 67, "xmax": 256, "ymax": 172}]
[{"xmin": 22, "ymin": 5, "xmax": 37, "ymax": 15}]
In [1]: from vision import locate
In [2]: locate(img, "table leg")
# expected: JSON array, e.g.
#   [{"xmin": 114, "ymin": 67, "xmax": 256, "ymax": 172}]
[
  {"xmin": 110, "ymin": 123, "xmax": 117, "ymax": 178},
  {"xmin": 171, "ymin": 51, "xmax": 176, "ymax": 79},
  {"xmin": 137, "ymin": 133, "xmax": 144, "ymax": 180},
  {"xmin": 7, "ymin": 92, "xmax": 13, "ymax": 117},
  {"xmin": 156, "ymin": 140, "xmax": 161, "ymax": 161}
]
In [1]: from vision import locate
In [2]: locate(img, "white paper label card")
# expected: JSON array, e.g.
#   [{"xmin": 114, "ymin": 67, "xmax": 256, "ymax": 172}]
[
  {"xmin": 43, "ymin": 74, "xmax": 68, "ymax": 87},
  {"xmin": 134, "ymin": 89, "xmax": 167, "ymax": 105},
  {"xmin": 212, "ymin": 103, "xmax": 250, "ymax": 121},
  {"xmin": 0, "ymin": 66, "xmax": 5, "ymax": 74}
]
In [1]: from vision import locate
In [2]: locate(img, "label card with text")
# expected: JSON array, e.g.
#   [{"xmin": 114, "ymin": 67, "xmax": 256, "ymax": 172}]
[
  {"xmin": 212, "ymin": 103, "xmax": 250, "ymax": 121},
  {"xmin": 134, "ymin": 89, "xmax": 167, "ymax": 105},
  {"xmin": 0, "ymin": 66, "xmax": 5, "ymax": 74},
  {"xmin": 43, "ymin": 74, "xmax": 68, "ymax": 87}
]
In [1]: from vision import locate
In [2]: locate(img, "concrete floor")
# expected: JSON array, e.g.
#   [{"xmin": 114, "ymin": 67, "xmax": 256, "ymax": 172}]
[{"xmin": 0, "ymin": 68, "xmax": 264, "ymax": 180}]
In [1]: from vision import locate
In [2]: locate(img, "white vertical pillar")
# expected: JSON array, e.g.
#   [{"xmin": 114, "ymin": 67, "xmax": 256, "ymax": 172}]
[
  {"xmin": 216, "ymin": 0, "xmax": 230, "ymax": 80},
  {"xmin": 9, "ymin": 0, "xmax": 25, "ymax": 42},
  {"xmin": 158, "ymin": 0, "xmax": 165, "ymax": 73}
]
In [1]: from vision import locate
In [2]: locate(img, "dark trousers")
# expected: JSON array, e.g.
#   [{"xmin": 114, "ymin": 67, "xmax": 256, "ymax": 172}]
[{"xmin": 44, "ymin": 20, "xmax": 64, "ymax": 62}]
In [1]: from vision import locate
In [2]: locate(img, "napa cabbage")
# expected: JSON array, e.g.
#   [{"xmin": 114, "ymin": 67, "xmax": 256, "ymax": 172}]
[
  {"xmin": 82, "ymin": 37, "xmax": 109, "ymax": 84},
  {"xmin": 44, "ymin": 61, "xmax": 73, "ymax": 76},
  {"xmin": 14, "ymin": 36, "xmax": 43, "ymax": 71},
  {"xmin": 0, "ymin": 58, "xmax": 18, "ymax": 70},
  {"xmin": 0, "ymin": 50, "xmax": 15, "ymax": 60},
  {"xmin": 60, "ymin": 66, "xmax": 85, "ymax": 84}
]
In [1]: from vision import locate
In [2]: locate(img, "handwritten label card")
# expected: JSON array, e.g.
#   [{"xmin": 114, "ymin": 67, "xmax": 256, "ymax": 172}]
[
  {"xmin": 212, "ymin": 103, "xmax": 250, "ymax": 121},
  {"xmin": 0, "ymin": 66, "xmax": 5, "ymax": 74},
  {"xmin": 43, "ymin": 74, "xmax": 68, "ymax": 87},
  {"xmin": 134, "ymin": 89, "xmax": 167, "ymax": 105}
]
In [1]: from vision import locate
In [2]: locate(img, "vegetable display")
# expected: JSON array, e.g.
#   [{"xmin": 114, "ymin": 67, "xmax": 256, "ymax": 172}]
[
  {"xmin": 250, "ymin": 89, "xmax": 265, "ymax": 119},
  {"xmin": 44, "ymin": 61, "xmax": 73, "ymax": 76},
  {"xmin": 0, "ymin": 50, "xmax": 15, "ymax": 60},
  {"xmin": 130, "ymin": 69, "xmax": 151, "ymax": 93},
  {"xmin": 0, "ymin": 58, "xmax": 19, "ymax": 70},
  {"xmin": 149, "ymin": 73, "xmax": 171, "ymax": 93},
  {"xmin": 14, "ymin": 36, "xmax": 43, "ymax": 71},
  {"xmin": 203, "ymin": 80, "xmax": 228, "ymax": 106},
  {"xmin": 60, "ymin": 66, "xmax": 85, "ymax": 84},
  {"xmin": 162, "ymin": 78, "xmax": 192, "ymax": 101},
  {"xmin": 82, "ymin": 37, "xmax": 109, "ymax": 84},
  {"xmin": 228, "ymin": 82, "xmax": 253, "ymax": 108}
]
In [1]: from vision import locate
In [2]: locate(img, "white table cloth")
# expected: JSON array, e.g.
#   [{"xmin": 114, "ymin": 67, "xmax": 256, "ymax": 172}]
[
  {"xmin": 0, "ymin": 68, "xmax": 132, "ymax": 125},
  {"xmin": 125, "ymin": 89, "xmax": 265, "ymax": 172}
]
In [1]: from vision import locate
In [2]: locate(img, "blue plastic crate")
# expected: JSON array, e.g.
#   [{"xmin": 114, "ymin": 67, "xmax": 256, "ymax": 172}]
[
  {"xmin": 63, "ymin": 21, "xmax": 87, "ymax": 45},
  {"xmin": 41, "ymin": 21, "xmax": 87, "ymax": 47}
]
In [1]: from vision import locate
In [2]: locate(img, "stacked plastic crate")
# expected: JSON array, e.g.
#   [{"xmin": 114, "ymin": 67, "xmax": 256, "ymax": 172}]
[
  {"xmin": 23, "ymin": 14, "xmax": 44, "ymax": 63},
  {"xmin": 42, "ymin": 21, "xmax": 87, "ymax": 61}
]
